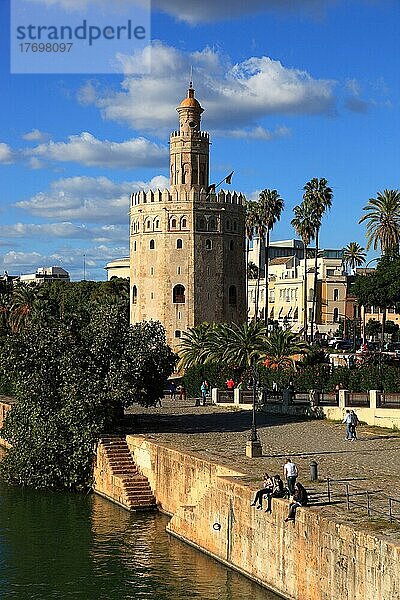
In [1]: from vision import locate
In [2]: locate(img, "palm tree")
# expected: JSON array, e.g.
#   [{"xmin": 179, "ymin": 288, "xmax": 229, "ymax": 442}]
[
  {"xmin": 245, "ymin": 201, "xmax": 259, "ymax": 318},
  {"xmin": 204, "ymin": 321, "xmax": 268, "ymax": 369},
  {"xmin": 178, "ymin": 322, "xmax": 214, "ymax": 370},
  {"xmin": 343, "ymin": 242, "xmax": 366, "ymax": 274},
  {"xmin": 9, "ymin": 284, "xmax": 40, "ymax": 333},
  {"xmin": 258, "ymin": 189, "xmax": 284, "ymax": 329},
  {"xmin": 359, "ymin": 189, "xmax": 400, "ymax": 256},
  {"xmin": 303, "ymin": 178, "xmax": 333, "ymax": 342},
  {"xmin": 291, "ymin": 203, "xmax": 315, "ymax": 341},
  {"xmin": 261, "ymin": 329, "xmax": 309, "ymax": 369}
]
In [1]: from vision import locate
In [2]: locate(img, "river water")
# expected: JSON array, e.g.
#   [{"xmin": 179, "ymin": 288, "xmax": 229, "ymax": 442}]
[{"xmin": 0, "ymin": 481, "xmax": 282, "ymax": 600}]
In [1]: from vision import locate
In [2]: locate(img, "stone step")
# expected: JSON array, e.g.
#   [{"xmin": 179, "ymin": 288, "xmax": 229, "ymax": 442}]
[
  {"xmin": 124, "ymin": 492, "xmax": 154, "ymax": 500},
  {"xmin": 107, "ymin": 460, "xmax": 137, "ymax": 467},
  {"xmin": 125, "ymin": 498, "xmax": 156, "ymax": 506},
  {"xmin": 111, "ymin": 470, "xmax": 138, "ymax": 475}
]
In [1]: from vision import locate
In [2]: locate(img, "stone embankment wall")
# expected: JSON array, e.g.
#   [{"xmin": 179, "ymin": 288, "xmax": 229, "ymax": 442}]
[{"xmin": 127, "ymin": 435, "xmax": 400, "ymax": 600}]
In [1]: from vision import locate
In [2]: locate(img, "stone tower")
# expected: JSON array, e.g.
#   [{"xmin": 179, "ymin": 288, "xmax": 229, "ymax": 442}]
[{"xmin": 129, "ymin": 84, "xmax": 246, "ymax": 351}]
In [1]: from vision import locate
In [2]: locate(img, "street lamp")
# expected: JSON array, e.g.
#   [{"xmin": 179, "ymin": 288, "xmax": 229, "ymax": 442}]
[{"xmin": 246, "ymin": 355, "xmax": 263, "ymax": 458}]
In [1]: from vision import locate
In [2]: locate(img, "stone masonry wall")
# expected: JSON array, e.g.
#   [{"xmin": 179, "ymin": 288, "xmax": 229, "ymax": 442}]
[{"xmin": 126, "ymin": 435, "xmax": 400, "ymax": 600}]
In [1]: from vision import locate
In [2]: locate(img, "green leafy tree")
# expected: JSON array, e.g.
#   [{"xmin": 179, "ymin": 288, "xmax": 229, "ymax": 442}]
[
  {"xmin": 0, "ymin": 306, "xmax": 176, "ymax": 490},
  {"xmin": 359, "ymin": 189, "xmax": 400, "ymax": 256},
  {"xmin": 303, "ymin": 177, "xmax": 333, "ymax": 341},
  {"xmin": 365, "ymin": 319, "xmax": 381, "ymax": 339},
  {"xmin": 258, "ymin": 189, "xmax": 285, "ymax": 328},
  {"xmin": 291, "ymin": 203, "xmax": 315, "ymax": 340},
  {"xmin": 247, "ymin": 261, "xmax": 258, "ymax": 280},
  {"xmin": 343, "ymin": 242, "xmax": 366, "ymax": 274}
]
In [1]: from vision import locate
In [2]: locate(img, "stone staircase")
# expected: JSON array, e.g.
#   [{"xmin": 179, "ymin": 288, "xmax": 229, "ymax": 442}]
[{"xmin": 95, "ymin": 436, "xmax": 157, "ymax": 511}]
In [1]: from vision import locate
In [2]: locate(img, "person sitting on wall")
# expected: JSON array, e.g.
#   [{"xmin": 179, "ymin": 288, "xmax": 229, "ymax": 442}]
[
  {"xmin": 284, "ymin": 482, "xmax": 308, "ymax": 522},
  {"xmin": 250, "ymin": 473, "xmax": 273, "ymax": 510},
  {"xmin": 264, "ymin": 474, "xmax": 286, "ymax": 513}
]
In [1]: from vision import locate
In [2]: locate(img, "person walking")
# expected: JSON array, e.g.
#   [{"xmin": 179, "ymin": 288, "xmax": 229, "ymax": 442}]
[
  {"xmin": 178, "ymin": 383, "xmax": 187, "ymax": 402},
  {"xmin": 200, "ymin": 380, "xmax": 210, "ymax": 405},
  {"xmin": 226, "ymin": 377, "xmax": 235, "ymax": 399},
  {"xmin": 284, "ymin": 481, "xmax": 308, "ymax": 522},
  {"xmin": 169, "ymin": 381, "xmax": 176, "ymax": 401},
  {"xmin": 343, "ymin": 409, "xmax": 354, "ymax": 440},
  {"xmin": 350, "ymin": 410, "xmax": 359, "ymax": 440},
  {"xmin": 283, "ymin": 458, "xmax": 298, "ymax": 496}
]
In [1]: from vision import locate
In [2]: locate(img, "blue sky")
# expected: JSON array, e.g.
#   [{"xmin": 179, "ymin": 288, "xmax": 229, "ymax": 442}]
[{"xmin": 0, "ymin": 0, "xmax": 399, "ymax": 279}]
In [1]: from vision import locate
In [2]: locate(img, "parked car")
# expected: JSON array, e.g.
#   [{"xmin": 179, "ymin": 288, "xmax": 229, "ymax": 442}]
[
  {"xmin": 328, "ymin": 337, "xmax": 343, "ymax": 347},
  {"xmin": 334, "ymin": 339, "xmax": 353, "ymax": 351}
]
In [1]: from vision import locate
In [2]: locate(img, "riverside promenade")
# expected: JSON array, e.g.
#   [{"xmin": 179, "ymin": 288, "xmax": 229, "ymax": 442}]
[{"xmin": 127, "ymin": 396, "xmax": 400, "ymax": 541}]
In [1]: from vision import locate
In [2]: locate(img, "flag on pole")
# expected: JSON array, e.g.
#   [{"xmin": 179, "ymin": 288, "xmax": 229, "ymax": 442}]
[{"xmin": 224, "ymin": 171, "xmax": 234, "ymax": 185}]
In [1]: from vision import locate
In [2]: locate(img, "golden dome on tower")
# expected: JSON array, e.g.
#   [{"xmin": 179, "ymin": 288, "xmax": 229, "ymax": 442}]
[{"xmin": 177, "ymin": 84, "xmax": 204, "ymax": 112}]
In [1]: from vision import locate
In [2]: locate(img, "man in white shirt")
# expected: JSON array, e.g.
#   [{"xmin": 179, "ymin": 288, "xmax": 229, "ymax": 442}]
[
  {"xmin": 343, "ymin": 409, "xmax": 354, "ymax": 440},
  {"xmin": 283, "ymin": 458, "xmax": 298, "ymax": 495}
]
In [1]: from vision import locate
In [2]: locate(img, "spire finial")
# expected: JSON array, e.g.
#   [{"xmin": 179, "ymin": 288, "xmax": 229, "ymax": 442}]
[{"xmin": 189, "ymin": 65, "xmax": 193, "ymax": 89}]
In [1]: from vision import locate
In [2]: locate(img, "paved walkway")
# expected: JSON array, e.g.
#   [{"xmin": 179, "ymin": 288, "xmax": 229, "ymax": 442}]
[{"xmin": 126, "ymin": 398, "xmax": 400, "ymax": 541}]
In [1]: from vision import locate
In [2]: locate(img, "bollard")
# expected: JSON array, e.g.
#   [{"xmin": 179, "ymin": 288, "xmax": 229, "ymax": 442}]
[{"xmin": 310, "ymin": 460, "xmax": 318, "ymax": 481}]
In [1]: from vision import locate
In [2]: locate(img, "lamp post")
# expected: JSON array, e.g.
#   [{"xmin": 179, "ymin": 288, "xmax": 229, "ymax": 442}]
[{"xmin": 246, "ymin": 355, "xmax": 263, "ymax": 458}]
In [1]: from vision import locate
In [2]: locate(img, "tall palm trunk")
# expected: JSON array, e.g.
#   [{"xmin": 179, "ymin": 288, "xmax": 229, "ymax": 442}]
[
  {"xmin": 246, "ymin": 237, "xmax": 249, "ymax": 318},
  {"xmin": 255, "ymin": 237, "xmax": 264, "ymax": 321},
  {"xmin": 264, "ymin": 229, "xmax": 270, "ymax": 330},
  {"xmin": 303, "ymin": 243, "xmax": 308, "ymax": 341},
  {"xmin": 310, "ymin": 228, "xmax": 319, "ymax": 342}
]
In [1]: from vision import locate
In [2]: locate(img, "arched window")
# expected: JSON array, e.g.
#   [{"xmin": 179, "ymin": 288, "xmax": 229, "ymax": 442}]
[
  {"xmin": 173, "ymin": 284, "xmax": 185, "ymax": 304},
  {"xmin": 146, "ymin": 220, "xmax": 151, "ymax": 230},
  {"xmin": 181, "ymin": 217, "xmax": 187, "ymax": 228},
  {"xmin": 155, "ymin": 219, "xmax": 160, "ymax": 229},
  {"xmin": 174, "ymin": 330, "xmax": 181, "ymax": 338},
  {"xmin": 208, "ymin": 218, "xmax": 217, "ymax": 231},
  {"xmin": 333, "ymin": 288, "xmax": 339, "ymax": 301},
  {"xmin": 233, "ymin": 220, "xmax": 238, "ymax": 232},
  {"xmin": 149, "ymin": 239, "xmax": 155, "ymax": 250},
  {"xmin": 205, "ymin": 239, "xmax": 212, "ymax": 250},
  {"xmin": 229, "ymin": 240, "xmax": 234, "ymax": 251},
  {"xmin": 177, "ymin": 239, "xmax": 183, "ymax": 249},
  {"xmin": 226, "ymin": 219, "xmax": 232, "ymax": 231},
  {"xmin": 132, "ymin": 285, "xmax": 137, "ymax": 304},
  {"xmin": 171, "ymin": 218, "xmax": 177, "ymax": 229},
  {"xmin": 150, "ymin": 266, "xmax": 154, "ymax": 275},
  {"xmin": 333, "ymin": 308, "xmax": 339, "ymax": 322},
  {"xmin": 197, "ymin": 217, "xmax": 206, "ymax": 231},
  {"xmin": 228, "ymin": 285, "xmax": 237, "ymax": 306}
]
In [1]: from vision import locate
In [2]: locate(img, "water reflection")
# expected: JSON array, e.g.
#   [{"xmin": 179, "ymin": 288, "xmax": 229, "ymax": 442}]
[{"xmin": 0, "ymin": 467, "xmax": 280, "ymax": 599}]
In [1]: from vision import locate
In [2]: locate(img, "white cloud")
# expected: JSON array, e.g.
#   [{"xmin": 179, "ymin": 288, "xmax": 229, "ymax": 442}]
[
  {"xmin": 22, "ymin": 129, "xmax": 50, "ymax": 142},
  {"xmin": 0, "ymin": 222, "xmax": 127, "ymax": 243},
  {"xmin": 2, "ymin": 251, "xmax": 44, "ymax": 269},
  {"xmin": 15, "ymin": 175, "xmax": 169, "ymax": 223},
  {"xmin": 80, "ymin": 43, "xmax": 336, "ymax": 134},
  {"xmin": 0, "ymin": 143, "xmax": 14, "ymax": 164},
  {"xmin": 25, "ymin": 132, "xmax": 168, "ymax": 169},
  {"xmin": 216, "ymin": 125, "xmax": 291, "ymax": 140}
]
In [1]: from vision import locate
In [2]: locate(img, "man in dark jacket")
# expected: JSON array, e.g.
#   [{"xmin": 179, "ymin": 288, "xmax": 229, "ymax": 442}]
[{"xmin": 284, "ymin": 482, "xmax": 308, "ymax": 522}]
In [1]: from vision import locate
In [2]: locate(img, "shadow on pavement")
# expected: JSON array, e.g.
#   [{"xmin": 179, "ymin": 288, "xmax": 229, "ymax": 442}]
[{"xmin": 123, "ymin": 408, "xmax": 310, "ymax": 435}]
